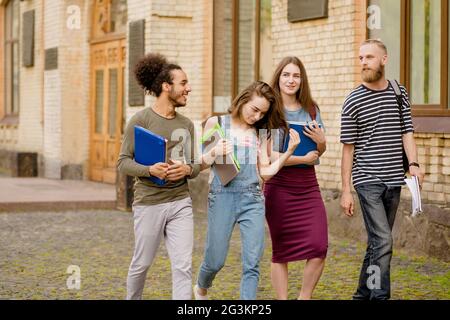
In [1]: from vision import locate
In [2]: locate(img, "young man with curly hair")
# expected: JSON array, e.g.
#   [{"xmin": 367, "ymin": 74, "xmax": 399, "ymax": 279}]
[{"xmin": 117, "ymin": 53, "xmax": 201, "ymax": 300}]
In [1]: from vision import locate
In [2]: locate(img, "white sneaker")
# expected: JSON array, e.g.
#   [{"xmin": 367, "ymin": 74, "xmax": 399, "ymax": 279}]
[{"xmin": 193, "ymin": 284, "xmax": 208, "ymax": 300}]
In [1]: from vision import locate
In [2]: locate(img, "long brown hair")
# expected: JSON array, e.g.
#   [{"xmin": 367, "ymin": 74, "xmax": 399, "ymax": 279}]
[
  {"xmin": 270, "ymin": 56, "xmax": 317, "ymax": 114},
  {"xmin": 228, "ymin": 81, "xmax": 287, "ymax": 137}
]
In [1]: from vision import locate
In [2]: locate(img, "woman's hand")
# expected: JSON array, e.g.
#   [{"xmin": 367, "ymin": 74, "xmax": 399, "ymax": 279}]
[
  {"xmin": 201, "ymin": 139, "xmax": 234, "ymax": 167},
  {"xmin": 302, "ymin": 150, "xmax": 319, "ymax": 165},
  {"xmin": 286, "ymin": 129, "xmax": 300, "ymax": 153},
  {"xmin": 303, "ymin": 120, "xmax": 325, "ymax": 144},
  {"xmin": 213, "ymin": 139, "xmax": 234, "ymax": 158}
]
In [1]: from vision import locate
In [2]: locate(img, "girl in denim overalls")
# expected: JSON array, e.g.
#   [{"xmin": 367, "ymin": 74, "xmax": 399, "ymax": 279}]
[{"xmin": 194, "ymin": 81, "xmax": 300, "ymax": 300}]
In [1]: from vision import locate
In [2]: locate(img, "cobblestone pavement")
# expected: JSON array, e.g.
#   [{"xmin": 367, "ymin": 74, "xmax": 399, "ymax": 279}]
[{"xmin": 0, "ymin": 210, "xmax": 448, "ymax": 300}]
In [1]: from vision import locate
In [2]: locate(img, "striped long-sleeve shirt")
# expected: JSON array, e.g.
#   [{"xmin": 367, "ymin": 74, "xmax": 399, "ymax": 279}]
[{"xmin": 340, "ymin": 83, "xmax": 414, "ymax": 187}]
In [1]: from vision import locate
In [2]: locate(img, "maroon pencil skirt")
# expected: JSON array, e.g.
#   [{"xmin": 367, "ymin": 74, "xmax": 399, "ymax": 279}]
[{"xmin": 264, "ymin": 166, "xmax": 328, "ymax": 263}]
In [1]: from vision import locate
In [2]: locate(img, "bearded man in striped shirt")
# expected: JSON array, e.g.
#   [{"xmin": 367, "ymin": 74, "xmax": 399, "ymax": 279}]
[{"xmin": 340, "ymin": 39, "xmax": 424, "ymax": 300}]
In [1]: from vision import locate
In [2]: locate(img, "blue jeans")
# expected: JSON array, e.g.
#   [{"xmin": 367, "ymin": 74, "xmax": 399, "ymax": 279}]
[
  {"xmin": 354, "ymin": 183, "xmax": 401, "ymax": 300},
  {"xmin": 197, "ymin": 185, "xmax": 265, "ymax": 300}
]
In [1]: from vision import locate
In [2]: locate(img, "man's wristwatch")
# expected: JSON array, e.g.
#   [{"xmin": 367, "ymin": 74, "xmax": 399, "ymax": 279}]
[{"xmin": 409, "ymin": 162, "xmax": 420, "ymax": 168}]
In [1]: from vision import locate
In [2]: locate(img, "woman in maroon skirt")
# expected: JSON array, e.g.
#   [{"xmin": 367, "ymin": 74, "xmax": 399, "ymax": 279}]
[{"xmin": 264, "ymin": 56, "xmax": 328, "ymax": 300}]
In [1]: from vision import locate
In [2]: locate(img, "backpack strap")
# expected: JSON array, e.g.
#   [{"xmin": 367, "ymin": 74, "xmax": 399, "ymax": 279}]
[
  {"xmin": 388, "ymin": 79, "xmax": 410, "ymax": 173},
  {"xmin": 389, "ymin": 79, "xmax": 402, "ymax": 97},
  {"xmin": 388, "ymin": 79, "xmax": 404, "ymax": 124}
]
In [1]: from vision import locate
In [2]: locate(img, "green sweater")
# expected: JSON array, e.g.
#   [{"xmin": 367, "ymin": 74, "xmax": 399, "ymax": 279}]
[{"xmin": 117, "ymin": 107, "xmax": 201, "ymax": 206}]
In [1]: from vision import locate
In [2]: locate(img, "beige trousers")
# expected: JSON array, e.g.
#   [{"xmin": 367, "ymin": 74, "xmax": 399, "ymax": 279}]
[{"xmin": 126, "ymin": 197, "xmax": 193, "ymax": 300}]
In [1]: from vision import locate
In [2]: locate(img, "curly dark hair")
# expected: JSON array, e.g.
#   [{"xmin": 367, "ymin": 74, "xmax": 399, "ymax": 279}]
[{"xmin": 133, "ymin": 53, "xmax": 182, "ymax": 97}]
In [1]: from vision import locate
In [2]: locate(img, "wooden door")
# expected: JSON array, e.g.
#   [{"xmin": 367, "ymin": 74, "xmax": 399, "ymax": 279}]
[{"xmin": 90, "ymin": 39, "xmax": 126, "ymax": 183}]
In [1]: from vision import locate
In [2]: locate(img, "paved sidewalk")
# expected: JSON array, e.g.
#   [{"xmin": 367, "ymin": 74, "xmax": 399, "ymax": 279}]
[
  {"xmin": 0, "ymin": 178, "xmax": 116, "ymax": 212},
  {"xmin": 0, "ymin": 209, "xmax": 448, "ymax": 299}
]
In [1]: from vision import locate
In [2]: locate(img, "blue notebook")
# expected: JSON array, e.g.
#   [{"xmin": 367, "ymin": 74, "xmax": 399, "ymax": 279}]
[
  {"xmin": 134, "ymin": 126, "xmax": 168, "ymax": 186},
  {"xmin": 282, "ymin": 121, "xmax": 321, "ymax": 168}
]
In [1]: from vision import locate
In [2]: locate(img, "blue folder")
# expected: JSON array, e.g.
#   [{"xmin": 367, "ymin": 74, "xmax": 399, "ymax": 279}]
[
  {"xmin": 282, "ymin": 121, "xmax": 321, "ymax": 168},
  {"xmin": 134, "ymin": 126, "xmax": 167, "ymax": 185}
]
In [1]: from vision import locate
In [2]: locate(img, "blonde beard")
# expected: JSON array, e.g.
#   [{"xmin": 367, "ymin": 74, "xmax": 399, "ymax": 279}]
[{"xmin": 362, "ymin": 66, "xmax": 384, "ymax": 83}]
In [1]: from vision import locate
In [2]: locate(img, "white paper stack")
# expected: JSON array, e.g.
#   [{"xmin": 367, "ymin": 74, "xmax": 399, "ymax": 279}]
[{"xmin": 404, "ymin": 176, "xmax": 423, "ymax": 217}]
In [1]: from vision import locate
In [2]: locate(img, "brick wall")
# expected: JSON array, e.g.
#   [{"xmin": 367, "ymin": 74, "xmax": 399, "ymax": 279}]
[
  {"xmin": 18, "ymin": 0, "xmax": 44, "ymax": 154},
  {"xmin": 42, "ymin": 0, "xmax": 63, "ymax": 178},
  {"xmin": 272, "ymin": 0, "xmax": 358, "ymax": 191},
  {"xmin": 415, "ymin": 133, "xmax": 450, "ymax": 205},
  {"xmin": 126, "ymin": 0, "xmax": 212, "ymax": 122},
  {"xmin": 2, "ymin": 0, "xmax": 448, "ymax": 207},
  {"xmin": 43, "ymin": 70, "xmax": 62, "ymax": 179},
  {"xmin": 6, "ymin": 0, "xmax": 91, "ymax": 179},
  {"xmin": 271, "ymin": 0, "xmax": 450, "ymax": 208},
  {"xmin": 59, "ymin": 0, "xmax": 90, "ymax": 177}
]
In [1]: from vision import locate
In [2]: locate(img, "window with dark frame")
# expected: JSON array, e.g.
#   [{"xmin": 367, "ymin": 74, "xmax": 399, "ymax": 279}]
[
  {"xmin": 212, "ymin": 0, "xmax": 272, "ymax": 115},
  {"xmin": 368, "ymin": 0, "xmax": 450, "ymax": 117}
]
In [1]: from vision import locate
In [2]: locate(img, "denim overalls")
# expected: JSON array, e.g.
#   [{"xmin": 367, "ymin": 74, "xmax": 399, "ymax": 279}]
[{"xmin": 197, "ymin": 115, "xmax": 265, "ymax": 300}]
